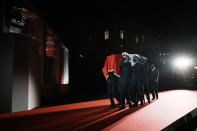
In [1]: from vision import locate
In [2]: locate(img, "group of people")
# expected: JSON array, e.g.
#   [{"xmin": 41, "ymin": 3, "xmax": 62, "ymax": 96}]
[{"xmin": 102, "ymin": 52, "xmax": 159, "ymax": 110}]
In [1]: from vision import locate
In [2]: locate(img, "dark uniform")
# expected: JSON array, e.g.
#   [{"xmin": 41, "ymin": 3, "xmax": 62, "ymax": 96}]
[
  {"xmin": 149, "ymin": 67, "xmax": 159, "ymax": 100},
  {"xmin": 130, "ymin": 68, "xmax": 137, "ymax": 105},
  {"xmin": 119, "ymin": 62, "xmax": 132, "ymax": 109},
  {"xmin": 132, "ymin": 62, "xmax": 142, "ymax": 106},
  {"xmin": 140, "ymin": 60, "xmax": 151, "ymax": 103},
  {"xmin": 107, "ymin": 72, "xmax": 120, "ymax": 106}
]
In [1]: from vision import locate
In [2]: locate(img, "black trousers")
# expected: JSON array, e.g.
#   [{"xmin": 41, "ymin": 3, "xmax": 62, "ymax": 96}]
[
  {"xmin": 107, "ymin": 74, "xmax": 120, "ymax": 105},
  {"xmin": 144, "ymin": 85, "xmax": 150, "ymax": 100},
  {"xmin": 143, "ymin": 77, "xmax": 150, "ymax": 101},
  {"xmin": 130, "ymin": 74, "xmax": 142, "ymax": 103},
  {"xmin": 119, "ymin": 78, "xmax": 130, "ymax": 105},
  {"xmin": 150, "ymin": 81, "xmax": 158, "ymax": 99}
]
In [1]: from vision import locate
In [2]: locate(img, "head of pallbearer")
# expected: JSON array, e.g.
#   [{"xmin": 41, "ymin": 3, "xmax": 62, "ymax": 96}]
[{"xmin": 122, "ymin": 52, "xmax": 130, "ymax": 63}]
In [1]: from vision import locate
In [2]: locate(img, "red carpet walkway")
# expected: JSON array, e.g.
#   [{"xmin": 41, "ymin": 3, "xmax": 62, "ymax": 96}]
[
  {"xmin": 0, "ymin": 90, "xmax": 197, "ymax": 130},
  {"xmin": 103, "ymin": 90, "xmax": 197, "ymax": 131}
]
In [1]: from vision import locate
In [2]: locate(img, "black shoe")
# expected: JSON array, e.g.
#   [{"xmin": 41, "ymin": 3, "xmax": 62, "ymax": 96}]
[
  {"xmin": 134, "ymin": 102, "xmax": 138, "ymax": 107},
  {"xmin": 148, "ymin": 99, "xmax": 150, "ymax": 103},
  {"xmin": 128, "ymin": 103, "xmax": 132, "ymax": 108},
  {"xmin": 156, "ymin": 95, "xmax": 158, "ymax": 99},
  {"xmin": 140, "ymin": 100, "xmax": 144, "ymax": 106},
  {"xmin": 109, "ymin": 104, "xmax": 115, "ymax": 108},
  {"xmin": 152, "ymin": 97, "xmax": 155, "ymax": 100},
  {"xmin": 119, "ymin": 105, "xmax": 126, "ymax": 110}
]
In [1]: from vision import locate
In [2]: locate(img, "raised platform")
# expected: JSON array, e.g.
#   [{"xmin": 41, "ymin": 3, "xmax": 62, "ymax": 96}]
[
  {"xmin": 103, "ymin": 90, "xmax": 197, "ymax": 131},
  {"xmin": 0, "ymin": 90, "xmax": 197, "ymax": 130}
]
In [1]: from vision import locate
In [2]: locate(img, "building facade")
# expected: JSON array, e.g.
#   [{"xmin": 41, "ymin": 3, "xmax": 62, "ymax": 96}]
[{"xmin": 0, "ymin": 0, "xmax": 69, "ymax": 113}]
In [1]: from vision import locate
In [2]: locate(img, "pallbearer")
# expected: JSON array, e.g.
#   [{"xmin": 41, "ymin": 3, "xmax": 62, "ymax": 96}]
[
  {"xmin": 102, "ymin": 54, "xmax": 122, "ymax": 107},
  {"xmin": 140, "ymin": 56, "xmax": 151, "ymax": 104},
  {"xmin": 131, "ymin": 54, "xmax": 142, "ymax": 106},
  {"xmin": 126, "ymin": 53, "xmax": 138, "ymax": 104},
  {"xmin": 119, "ymin": 52, "xmax": 132, "ymax": 110},
  {"xmin": 149, "ymin": 64, "xmax": 159, "ymax": 100}
]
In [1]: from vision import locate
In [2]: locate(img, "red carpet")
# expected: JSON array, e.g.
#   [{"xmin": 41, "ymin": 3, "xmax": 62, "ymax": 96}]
[
  {"xmin": 0, "ymin": 90, "xmax": 197, "ymax": 130},
  {"xmin": 103, "ymin": 90, "xmax": 197, "ymax": 131}
]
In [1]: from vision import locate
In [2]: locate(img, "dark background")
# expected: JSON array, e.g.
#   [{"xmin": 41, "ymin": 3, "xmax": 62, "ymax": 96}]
[{"xmin": 29, "ymin": 1, "xmax": 197, "ymax": 104}]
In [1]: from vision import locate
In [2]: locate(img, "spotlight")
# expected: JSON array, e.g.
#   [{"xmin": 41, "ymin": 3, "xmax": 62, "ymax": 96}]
[
  {"xmin": 173, "ymin": 56, "xmax": 193, "ymax": 69},
  {"xmin": 194, "ymin": 66, "xmax": 197, "ymax": 69}
]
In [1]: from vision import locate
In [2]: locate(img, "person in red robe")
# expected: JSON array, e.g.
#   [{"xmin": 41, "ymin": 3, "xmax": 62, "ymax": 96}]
[{"xmin": 102, "ymin": 54, "xmax": 122, "ymax": 107}]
